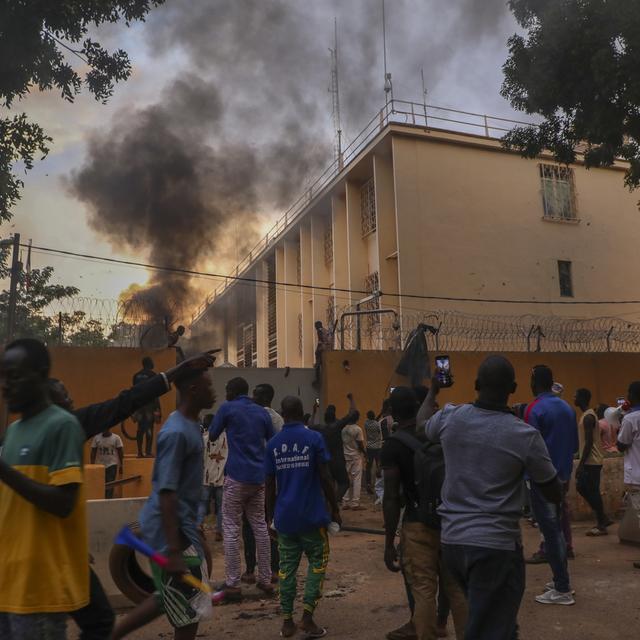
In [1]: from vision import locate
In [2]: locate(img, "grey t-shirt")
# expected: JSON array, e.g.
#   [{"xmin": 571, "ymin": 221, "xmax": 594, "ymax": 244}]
[
  {"xmin": 140, "ymin": 411, "xmax": 204, "ymax": 556},
  {"xmin": 426, "ymin": 403, "xmax": 556, "ymax": 551}
]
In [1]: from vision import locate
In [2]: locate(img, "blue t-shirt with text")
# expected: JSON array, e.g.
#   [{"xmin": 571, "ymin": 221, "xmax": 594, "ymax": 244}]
[
  {"xmin": 265, "ymin": 422, "xmax": 331, "ymax": 535},
  {"xmin": 210, "ymin": 396, "xmax": 274, "ymax": 485},
  {"xmin": 526, "ymin": 392, "xmax": 579, "ymax": 482},
  {"xmin": 139, "ymin": 411, "xmax": 204, "ymax": 556}
]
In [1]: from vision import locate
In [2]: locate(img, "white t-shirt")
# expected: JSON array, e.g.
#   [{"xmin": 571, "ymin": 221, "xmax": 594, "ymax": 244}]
[
  {"xmin": 342, "ymin": 423, "xmax": 364, "ymax": 458},
  {"xmin": 91, "ymin": 433, "xmax": 123, "ymax": 468},
  {"xmin": 618, "ymin": 410, "xmax": 640, "ymax": 485},
  {"xmin": 265, "ymin": 407, "xmax": 284, "ymax": 434}
]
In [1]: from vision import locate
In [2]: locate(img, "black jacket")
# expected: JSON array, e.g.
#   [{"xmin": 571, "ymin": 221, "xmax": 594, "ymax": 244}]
[{"xmin": 75, "ymin": 375, "xmax": 170, "ymax": 442}]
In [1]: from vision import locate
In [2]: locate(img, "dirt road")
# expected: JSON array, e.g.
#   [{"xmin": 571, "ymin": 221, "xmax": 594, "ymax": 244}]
[{"xmin": 73, "ymin": 501, "xmax": 640, "ymax": 639}]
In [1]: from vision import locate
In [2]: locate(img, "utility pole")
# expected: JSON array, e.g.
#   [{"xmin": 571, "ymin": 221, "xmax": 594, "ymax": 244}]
[
  {"xmin": 329, "ymin": 17, "xmax": 343, "ymax": 170},
  {"xmin": 2, "ymin": 233, "xmax": 21, "ymax": 342},
  {"xmin": 1, "ymin": 233, "xmax": 20, "ymax": 437}
]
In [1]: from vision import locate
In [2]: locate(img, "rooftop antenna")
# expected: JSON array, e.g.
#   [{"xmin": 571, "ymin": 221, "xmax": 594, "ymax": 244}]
[
  {"xmin": 421, "ymin": 67, "xmax": 428, "ymax": 126},
  {"xmin": 382, "ymin": 0, "xmax": 393, "ymax": 102},
  {"xmin": 329, "ymin": 17, "xmax": 343, "ymax": 169}
]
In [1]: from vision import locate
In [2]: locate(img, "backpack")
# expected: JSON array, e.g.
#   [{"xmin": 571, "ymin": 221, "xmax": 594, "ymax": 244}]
[{"xmin": 391, "ymin": 429, "xmax": 445, "ymax": 529}]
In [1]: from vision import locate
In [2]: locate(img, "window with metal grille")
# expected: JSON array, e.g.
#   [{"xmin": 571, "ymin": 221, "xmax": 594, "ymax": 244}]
[
  {"xmin": 539, "ymin": 164, "xmax": 577, "ymax": 220},
  {"xmin": 326, "ymin": 295, "xmax": 335, "ymax": 329},
  {"xmin": 267, "ymin": 256, "xmax": 277, "ymax": 367},
  {"xmin": 324, "ymin": 223, "xmax": 333, "ymax": 266},
  {"xmin": 558, "ymin": 260, "xmax": 574, "ymax": 297},
  {"xmin": 364, "ymin": 271, "xmax": 380, "ymax": 327},
  {"xmin": 236, "ymin": 323, "xmax": 255, "ymax": 368},
  {"xmin": 361, "ymin": 177, "xmax": 377, "ymax": 236}
]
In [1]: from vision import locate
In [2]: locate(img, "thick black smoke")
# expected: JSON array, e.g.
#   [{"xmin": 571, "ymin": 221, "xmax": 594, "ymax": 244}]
[
  {"xmin": 67, "ymin": 75, "xmax": 266, "ymax": 321},
  {"xmin": 70, "ymin": 0, "xmax": 512, "ymax": 322}
]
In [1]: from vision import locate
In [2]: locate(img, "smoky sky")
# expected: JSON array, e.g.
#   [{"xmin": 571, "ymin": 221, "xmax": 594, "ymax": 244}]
[{"xmin": 69, "ymin": 0, "xmax": 514, "ymax": 322}]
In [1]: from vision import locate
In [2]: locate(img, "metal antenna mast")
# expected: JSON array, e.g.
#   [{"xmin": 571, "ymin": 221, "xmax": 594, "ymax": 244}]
[
  {"xmin": 329, "ymin": 17, "xmax": 343, "ymax": 169},
  {"xmin": 421, "ymin": 67, "xmax": 428, "ymax": 125},
  {"xmin": 382, "ymin": 0, "xmax": 393, "ymax": 101}
]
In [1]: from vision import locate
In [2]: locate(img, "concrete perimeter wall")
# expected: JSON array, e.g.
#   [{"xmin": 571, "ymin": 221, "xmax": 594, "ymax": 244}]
[
  {"xmin": 1, "ymin": 346, "xmax": 176, "ymax": 499},
  {"xmin": 322, "ymin": 350, "xmax": 639, "ymax": 520},
  {"xmin": 210, "ymin": 366, "xmax": 318, "ymax": 417},
  {"xmin": 47, "ymin": 346, "xmax": 178, "ymax": 460},
  {"xmin": 87, "ymin": 497, "xmax": 147, "ymax": 607}
]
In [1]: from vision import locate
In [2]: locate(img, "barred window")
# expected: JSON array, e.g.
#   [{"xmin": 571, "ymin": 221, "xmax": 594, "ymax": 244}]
[
  {"xmin": 237, "ymin": 323, "xmax": 256, "ymax": 368},
  {"xmin": 364, "ymin": 271, "xmax": 380, "ymax": 327},
  {"xmin": 324, "ymin": 223, "xmax": 333, "ymax": 266},
  {"xmin": 539, "ymin": 164, "xmax": 577, "ymax": 220},
  {"xmin": 361, "ymin": 177, "xmax": 377, "ymax": 236},
  {"xmin": 267, "ymin": 256, "xmax": 277, "ymax": 367},
  {"xmin": 558, "ymin": 260, "xmax": 573, "ymax": 297},
  {"xmin": 326, "ymin": 295, "xmax": 335, "ymax": 329}
]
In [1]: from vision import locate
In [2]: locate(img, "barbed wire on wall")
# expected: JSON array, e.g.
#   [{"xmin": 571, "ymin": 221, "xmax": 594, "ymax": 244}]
[
  {"xmin": 33, "ymin": 297, "xmax": 155, "ymax": 348},
  {"xmin": 335, "ymin": 307, "xmax": 640, "ymax": 354}
]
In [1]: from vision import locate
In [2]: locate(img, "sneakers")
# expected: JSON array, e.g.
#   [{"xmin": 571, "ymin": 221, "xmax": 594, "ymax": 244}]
[
  {"xmin": 525, "ymin": 551, "xmax": 547, "ymax": 564},
  {"xmin": 544, "ymin": 581, "xmax": 576, "ymax": 595},
  {"xmin": 535, "ymin": 588, "xmax": 575, "ymax": 606}
]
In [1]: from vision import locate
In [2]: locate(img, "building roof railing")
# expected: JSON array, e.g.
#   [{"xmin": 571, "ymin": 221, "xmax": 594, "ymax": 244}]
[{"xmin": 191, "ymin": 98, "xmax": 535, "ymax": 325}]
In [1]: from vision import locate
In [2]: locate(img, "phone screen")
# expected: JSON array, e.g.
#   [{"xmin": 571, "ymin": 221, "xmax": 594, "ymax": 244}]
[{"xmin": 435, "ymin": 355, "xmax": 453, "ymax": 387}]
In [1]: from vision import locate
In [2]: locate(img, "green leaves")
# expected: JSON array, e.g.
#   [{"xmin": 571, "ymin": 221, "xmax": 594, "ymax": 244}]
[
  {"xmin": 0, "ymin": 114, "xmax": 51, "ymax": 223},
  {"xmin": 502, "ymin": 0, "xmax": 640, "ymax": 189},
  {"xmin": 0, "ymin": 0, "xmax": 166, "ymax": 222}
]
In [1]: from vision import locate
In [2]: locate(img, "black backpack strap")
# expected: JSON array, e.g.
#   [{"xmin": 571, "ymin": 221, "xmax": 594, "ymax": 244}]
[{"xmin": 391, "ymin": 429, "xmax": 422, "ymax": 452}]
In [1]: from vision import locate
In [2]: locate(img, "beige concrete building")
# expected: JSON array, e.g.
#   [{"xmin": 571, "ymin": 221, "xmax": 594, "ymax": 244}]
[{"xmin": 190, "ymin": 100, "xmax": 640, "ymax": 367}]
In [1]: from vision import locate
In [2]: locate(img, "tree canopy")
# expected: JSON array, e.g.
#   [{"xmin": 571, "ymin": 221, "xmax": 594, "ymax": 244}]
[
  {"xmin": 0, "ymin": 263, "xmax": 110, "ymax": 346},
  {"xmin": 501, "ymin": 0, "xmax": 640, "ymax": 189},
  {"xmin": 0, "ymin": 0, "xmax": 165, "ymax": 223}
]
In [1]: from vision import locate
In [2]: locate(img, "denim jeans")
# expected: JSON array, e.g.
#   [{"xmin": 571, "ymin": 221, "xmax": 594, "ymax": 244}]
[
  {"xmin": 529, "ymin": 483, "xmax": 571, "ymax": 593},
  {"xmin": 0, "ymin": 613, "xmax": 67, "ymax": 640},
  {"xmin": 442, "ymin": 543, "xmax": 525, "ymax": 640}
]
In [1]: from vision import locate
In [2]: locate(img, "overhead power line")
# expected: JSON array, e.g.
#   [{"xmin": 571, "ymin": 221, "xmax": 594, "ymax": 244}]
[{"xmin": 22, "ymin": 242, "xmax": 640, "ymax": 306}]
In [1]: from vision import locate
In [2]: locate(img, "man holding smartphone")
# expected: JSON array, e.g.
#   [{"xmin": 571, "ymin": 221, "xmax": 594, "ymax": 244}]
[{"xmin": 422, "ymin": 356, "xmax": 562, "ymax": 637}]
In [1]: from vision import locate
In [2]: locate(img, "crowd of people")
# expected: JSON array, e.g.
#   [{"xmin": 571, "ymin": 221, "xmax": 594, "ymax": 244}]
[{"xmin": 1, "ymin": 339, "xmax": 640, "ymax": 640}]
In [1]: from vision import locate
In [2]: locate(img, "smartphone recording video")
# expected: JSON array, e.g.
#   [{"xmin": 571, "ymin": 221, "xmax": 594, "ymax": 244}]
[{"xmin": 435, "ymin": 355, "xmax": 453, "ymax": 388}]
